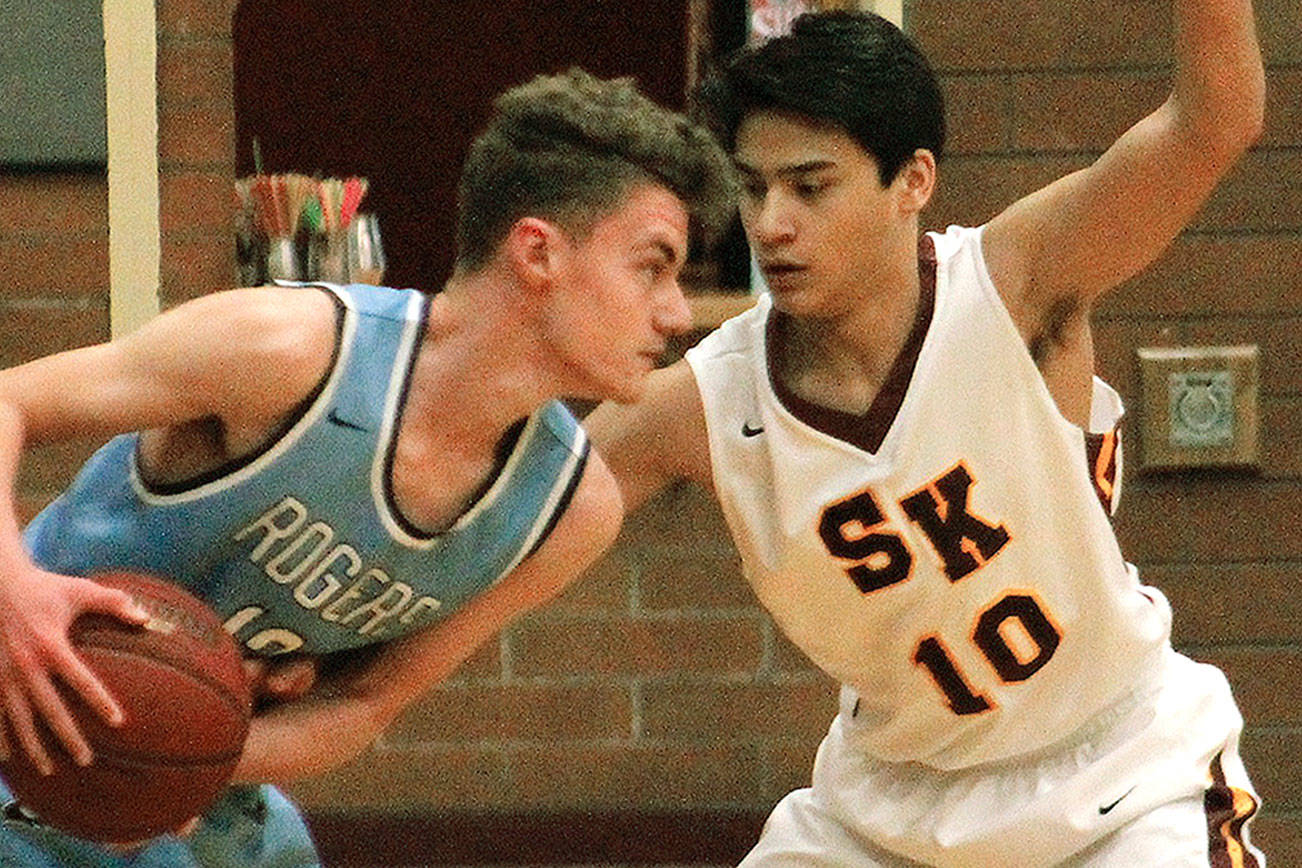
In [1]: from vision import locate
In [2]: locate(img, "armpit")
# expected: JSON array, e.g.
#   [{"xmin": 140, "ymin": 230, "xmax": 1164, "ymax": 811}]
[{"xmin": 1028, "ymin": 295, "xmax": 1084, "ymax": 368}]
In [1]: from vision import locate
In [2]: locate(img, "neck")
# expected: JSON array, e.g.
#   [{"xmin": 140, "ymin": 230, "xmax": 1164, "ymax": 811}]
[
  {"xmin": 784, "ymin": 231, "xmax": 922, "ymax": 387},
  {"xmin": 401, "ymin": 272, "xmax": 554, "ymax": 455}
]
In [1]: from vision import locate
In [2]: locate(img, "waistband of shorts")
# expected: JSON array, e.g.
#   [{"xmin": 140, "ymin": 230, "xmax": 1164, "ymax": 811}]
[{"xmin": 838, "ymin": 647, "xmax": 1171, "ymax": 772}]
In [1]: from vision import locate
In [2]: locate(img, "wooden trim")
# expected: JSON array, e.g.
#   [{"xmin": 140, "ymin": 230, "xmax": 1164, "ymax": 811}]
[
  {"xmin": 690, "ymin": 291, "xmax": 756, "ymax": 328},
  {"xmin": 103, "ymin": 0, "xmax": 161, "ymax": 336},
  {"xmin": 306, "ymin": 809, "xmax": 767, "ymax": 866}
]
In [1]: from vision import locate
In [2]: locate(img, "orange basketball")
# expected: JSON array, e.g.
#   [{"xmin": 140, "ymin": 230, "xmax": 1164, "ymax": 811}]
[{"xmin": 0, "ymin": 571, "xmax": 252, "ymax": 843}]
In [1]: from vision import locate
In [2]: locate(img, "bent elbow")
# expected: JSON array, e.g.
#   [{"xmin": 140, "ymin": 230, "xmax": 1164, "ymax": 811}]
[
  {"xmin": 1173, "ymin": 93, "xmax": 1264, "ymax": 173},
  {"xmin": 1220, "ymin": 79, "xmax": 1267, "ymax": 155},
  {"xmin": 1210, "ymin": 67, "xmax": 1267, "ymax": 157}
]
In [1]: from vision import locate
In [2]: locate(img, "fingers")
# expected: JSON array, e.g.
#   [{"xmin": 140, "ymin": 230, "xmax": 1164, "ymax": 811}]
[
  {"xmin": 0, "ymin": 573, "xmax": 145, "ymax": 775},
  {"xmin": 242, "ymin": 657, "xmax": 268, "ymax": 687},
  {"xmin": 80, "ymin": 585, "xmax": 151, "ymax": 626},
  {"xmin": 21, "ymin": 663, "xmax": 93, "ymax": 769},
  {"xmin": 1, "ymin": 639, "xmax": 104, "ymax": 773},
  {"xmin": 266, "ymin": 657, "xmax": 317, "ymax": 700},
  {"xmin": 0, "ymin": 669, "xmax": 56, "ymax": 776},
  {"xmin": 49, "ymin": 643, "xmax": 124, "ymax": 728},
  {"xmin": 246, "ymin": 656, "xmax": 317, "ymax": 704}
]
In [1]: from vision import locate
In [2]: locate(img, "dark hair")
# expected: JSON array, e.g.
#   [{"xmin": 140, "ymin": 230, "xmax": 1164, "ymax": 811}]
[
  {"xmin": 698, "ymin": 11, "xmax": 945, "ymax": 185},
  {"xmin": 455, "ymin": 68, "xmax": 737, "ymax": 272}
]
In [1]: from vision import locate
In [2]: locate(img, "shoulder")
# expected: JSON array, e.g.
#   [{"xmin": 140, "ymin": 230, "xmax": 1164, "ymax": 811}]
[
  {"xmin": 161, "ymin": 286, "xmax": 338, "ymax": 357},
  {"xmin": 522, "ymin": 448, "xmax": 623, "ymax": 577},
  {"xmin": 563, "ymin": 450, "xmax": 623, "ymax": 534},
  {"xmin": 145, "ymin": 286, "xmax": 342, "ymax": 418}
]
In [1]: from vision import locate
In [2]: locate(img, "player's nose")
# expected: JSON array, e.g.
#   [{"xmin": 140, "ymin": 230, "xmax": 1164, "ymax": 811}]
[
  {"xmin": 655, "ymin": 279, "xmax": 693, "ymax": 337},
  {"xmin": 749, "ymin": 193, "xmax": 796, "ymax": 247}
]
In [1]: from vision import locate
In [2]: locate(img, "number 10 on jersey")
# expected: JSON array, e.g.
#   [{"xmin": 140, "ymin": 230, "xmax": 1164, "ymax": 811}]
[{"xmin": 817, "ymin": 466, "xmax": 1063, "ymax": 716}]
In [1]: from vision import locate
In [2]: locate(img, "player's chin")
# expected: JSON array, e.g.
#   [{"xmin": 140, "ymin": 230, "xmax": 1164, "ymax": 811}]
[
  {"xmin": 584, "ymin": 358, "xmax": 655, "ymax": 404},
  {"xmin": 767, "ymin": 286, "xmax": 819, "ymax": 315},
  {"xmin": 602, "ymin": 370, "xmax": 651, "ymax": 405}
]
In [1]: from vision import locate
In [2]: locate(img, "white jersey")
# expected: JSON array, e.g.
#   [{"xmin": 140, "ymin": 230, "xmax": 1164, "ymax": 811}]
[{"xmin": 686, "ymin": 224, "xmax": 1173, "ymax": 769}]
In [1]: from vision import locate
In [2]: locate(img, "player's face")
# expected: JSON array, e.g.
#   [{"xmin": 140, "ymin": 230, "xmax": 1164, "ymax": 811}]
[
  {"xmin": 548, "ymin": 182, "xmax": 692, "ymax": 403},
  {"xmin": 734, "ymin": 111, "xmax": 911, "ymax": 317}
]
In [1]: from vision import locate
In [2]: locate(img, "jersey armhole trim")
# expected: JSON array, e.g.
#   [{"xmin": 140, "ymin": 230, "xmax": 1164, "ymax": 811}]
[
  {"xmin": 521, "ymin": 438, "xmax": 591, "ymax": 563},
  {"xmin": 131, "ymin": 287, "xmax": 359, "ymax": 504}
]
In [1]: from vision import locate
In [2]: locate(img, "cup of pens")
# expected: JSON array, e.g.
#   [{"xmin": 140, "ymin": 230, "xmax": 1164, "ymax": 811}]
[
  {"xmin": 235, "ymin": 174, "xmax": 384, "ymax": 286},
  {"xmin": 346, "ymin": 214, "xmax": 386, "ymax": 285}
]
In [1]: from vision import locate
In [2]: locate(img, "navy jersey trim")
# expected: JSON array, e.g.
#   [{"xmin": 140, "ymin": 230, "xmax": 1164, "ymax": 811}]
[
  {"xmin": 138, "ymin": 289, "xmax": 348, "ymax": 496},
  {"xmin": 380, "ymin": 293, "xmax": 440, "ymax": 540},
  {"xmin": 522, "ymin": 438, "xmax": 591, "ymax": 562}
]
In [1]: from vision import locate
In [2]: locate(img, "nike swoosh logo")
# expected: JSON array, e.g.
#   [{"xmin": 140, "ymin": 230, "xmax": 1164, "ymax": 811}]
[
  {"xmin": 1098, "ymin": 786, "xmax": 1136, "ymax": 815},
  {"xmin": 741, "ymin": 422, "xmax": 765, "ymax": 437},
  {"xmin": 2, "ymin": 799, "xmax": 45, "ymax": 829},
  {"xmin": 327, "ymin": 409, "xmax": 367, "ymax": 432}
]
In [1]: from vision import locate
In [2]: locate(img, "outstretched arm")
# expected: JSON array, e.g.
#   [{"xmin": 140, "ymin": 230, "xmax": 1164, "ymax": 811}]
[
  {"xmin": 983, "ymin": 0, "xmax": 1265, "ymax": 319},
  {"xmin": 583, "ymin": 360, "xmax": 714, "ymax": 514},
  {"xmin": 232, "ymin": 451, "xmax": 625, "ymax": 783}
]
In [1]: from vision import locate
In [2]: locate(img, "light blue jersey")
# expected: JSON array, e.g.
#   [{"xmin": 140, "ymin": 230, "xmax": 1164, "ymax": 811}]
[
  {"xmin": 24, "ymin": 283, "xmax": 589, "ymax": 658},
  {"xmin": 4, "ymin": 283, "xmax": 589, "ymax": 867}
]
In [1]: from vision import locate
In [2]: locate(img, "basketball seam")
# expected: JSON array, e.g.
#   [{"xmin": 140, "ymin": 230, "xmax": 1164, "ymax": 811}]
[
  {"xmin": 71, "ymin": 645, "xmax": 250, "ymax": 763},
  {"xmin": 76, "ymin": 642, "xmax": 250, "ymax": 714},
  {"xmin": 84, "ymin": 747, "xmax": 245, "ymax": 768}
]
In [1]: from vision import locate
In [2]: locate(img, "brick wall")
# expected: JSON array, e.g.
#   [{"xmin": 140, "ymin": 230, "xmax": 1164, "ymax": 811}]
[
  {"xmin": 1, "ymin": 0, "xmax": 1297, "ymax": 864},
  {"xmin": 0, "ymin": 172, "xmax": 110, "ymax": 521},
  {"xmin": 155, "ymin": 0, "xmax": 240, "ymax": 307}
]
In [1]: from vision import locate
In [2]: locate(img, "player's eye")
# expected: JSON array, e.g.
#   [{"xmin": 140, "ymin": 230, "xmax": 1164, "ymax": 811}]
[{"xmin": 795, "ymin": 180, "xmax": 827, "ymax": 199}]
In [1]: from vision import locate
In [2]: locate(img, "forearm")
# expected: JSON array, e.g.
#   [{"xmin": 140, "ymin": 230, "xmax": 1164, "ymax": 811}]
[
  {"xmin": 0, "ymin": 402, "xmax": 32, "ymax": 567},
  {"xmin": 232, "ymin": 692, "xmax": 388, "ymax": 784},
  {"xmin": 1171, "ymin": 0, "xmax": 1265, "ymax": 149}
]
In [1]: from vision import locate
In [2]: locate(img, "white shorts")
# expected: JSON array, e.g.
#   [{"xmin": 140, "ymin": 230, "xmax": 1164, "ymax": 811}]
[{"xmin": 740, "ymin": 651, "xmax": 1263, "ymax": 868}]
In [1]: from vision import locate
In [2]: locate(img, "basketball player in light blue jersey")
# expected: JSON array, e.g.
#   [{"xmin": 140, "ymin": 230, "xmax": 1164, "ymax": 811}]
[{"xmin": 0, "ymin": 68, "xmax": 735, "ymax": 867}]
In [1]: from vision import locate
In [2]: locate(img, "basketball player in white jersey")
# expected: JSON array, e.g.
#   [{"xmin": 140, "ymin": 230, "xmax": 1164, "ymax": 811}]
[
  {"xmin": 0, "ymin": 69, "xmax": 734, "ymax": 866},
  {"xmin": 585, "ymin": 6, "xmax": 1267, "ymax": 867}
]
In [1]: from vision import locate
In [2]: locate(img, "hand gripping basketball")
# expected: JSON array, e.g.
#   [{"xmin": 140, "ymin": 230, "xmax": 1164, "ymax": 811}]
[
  {"xmin": 0, "ymin": 571, "xmax": 253, "ymax": 842},
  {"xmin": 0, "ymin": 563, "xmax": 151, "ymax": 776}
]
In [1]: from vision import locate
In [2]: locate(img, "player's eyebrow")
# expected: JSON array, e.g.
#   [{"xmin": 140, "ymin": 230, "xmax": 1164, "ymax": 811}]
[
  {"xmin": 640, "ymin": 237, "xmax": 683, "ymax": 267},
  {"xmin": 735, "ymin": 158, "xmax": 837, "ymax": 180}
]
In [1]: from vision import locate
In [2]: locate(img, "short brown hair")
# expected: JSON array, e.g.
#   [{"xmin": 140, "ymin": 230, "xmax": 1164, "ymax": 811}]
[{"xmin": 455, "ymin": 68, "xmax": 737, "ymax": 272}]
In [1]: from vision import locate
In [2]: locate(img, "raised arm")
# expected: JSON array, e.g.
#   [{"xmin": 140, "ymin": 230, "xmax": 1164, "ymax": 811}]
[
  {"xmin": 583, "ymin": 360, "xmax": 714, "ymax": 514},
  {"xmin": 983, "ymin": 0, "xmax": 1265, "ymax": 319},
  {"xmin": 232, "ymin": 451, "xmax": 625, "ymax": 783}
]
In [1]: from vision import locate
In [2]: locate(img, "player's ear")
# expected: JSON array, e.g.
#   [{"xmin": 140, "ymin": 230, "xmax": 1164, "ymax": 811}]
[
  {"xmin": 895, "ymin": 149, "xmax": 937, "ymax": 215},
  {"xmin": 505, "ymin": 217, "xmax": 566, "ymax": 292}
]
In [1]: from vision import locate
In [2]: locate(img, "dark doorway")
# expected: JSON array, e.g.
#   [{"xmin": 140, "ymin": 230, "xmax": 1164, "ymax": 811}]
[{"xmin": 234, "ymin": 1, "xmax": 694, "ymax": 293}]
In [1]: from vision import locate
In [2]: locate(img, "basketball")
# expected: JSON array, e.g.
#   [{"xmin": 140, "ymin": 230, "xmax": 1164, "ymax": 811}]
[{"xmin": 0, "ymin": 571, "xmax": 252, "ymax": 843}]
